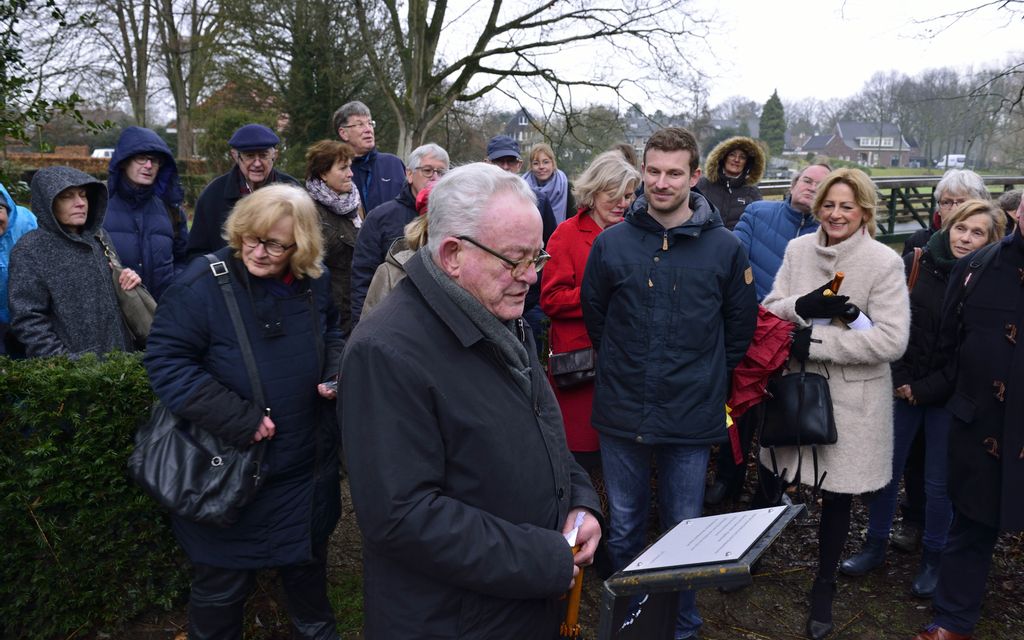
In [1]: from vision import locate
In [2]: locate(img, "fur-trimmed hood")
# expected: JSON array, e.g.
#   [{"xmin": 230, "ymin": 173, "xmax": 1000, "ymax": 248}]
[{"xmin": 704, "ymin": 136, "xmax": 766, "ymax": 186}]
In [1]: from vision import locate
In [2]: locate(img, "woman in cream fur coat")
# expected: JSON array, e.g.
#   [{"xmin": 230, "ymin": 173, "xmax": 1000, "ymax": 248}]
[{"xmin": 761, "ymin": 167, "xmax": 910, "ymax": 640}]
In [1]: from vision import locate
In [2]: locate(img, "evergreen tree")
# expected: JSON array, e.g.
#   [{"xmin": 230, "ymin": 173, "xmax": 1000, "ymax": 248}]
[{"xmin": 759, "ymin": 90, "xmax": 786, "ymax": 157}]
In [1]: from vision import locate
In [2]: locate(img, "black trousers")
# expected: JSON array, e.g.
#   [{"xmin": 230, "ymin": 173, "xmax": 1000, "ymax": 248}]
[
  {"xmin": 188, "ymin": 543, "xmax": 338, "ymax": 640},
  {"xmin": 932, "ymin": 509, "xmax": 1000, "ymax": 634}
]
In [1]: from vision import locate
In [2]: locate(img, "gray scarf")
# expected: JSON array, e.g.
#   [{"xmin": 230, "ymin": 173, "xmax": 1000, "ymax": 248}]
[
  {"xmin": 421, "ymin": 250, "xmax": 533, "ymax": 397},
  {"xmin": 305, "ymin": 177, "xmax": 363, "ymax": 228}
]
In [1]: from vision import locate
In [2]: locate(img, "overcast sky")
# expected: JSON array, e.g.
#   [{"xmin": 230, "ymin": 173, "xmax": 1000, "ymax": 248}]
[
  {"xmin": 472, "ymin": 0, "xmax": 1023, "ymax": 115},
  {"xmin": 702, "ymin": 0, "xmax": 1021, "ymax": 106}
]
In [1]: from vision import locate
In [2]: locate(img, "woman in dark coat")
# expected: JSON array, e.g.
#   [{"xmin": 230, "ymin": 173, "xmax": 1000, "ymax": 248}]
[
  {"xmin": 910, "ymin": 216, "xmax": 1024, "ymax": 640},
  {"xmin": 8, "ymin": 166, "xmax": 139, "ymax": 357},
  {"xmin": 540, "ymin": 151, "xmax": 639, "ymax": 467},
  {"xmin": 143, "ymin": 184, "xmax": 344, "ymax": 640},
  {"xmin": 305, "ymin": 139, "xmax": 363, "ymax": 334},
  {"xmin": 103, "ymin": 126, "xmax": 188, "ymax": 301},
  {"xmin": 841, "ymin": 200, "xmax": 1004, "ymax": 599},
  {"xmin": 696, "ymin": 135, "xmax": 765, "ymax": 230}
]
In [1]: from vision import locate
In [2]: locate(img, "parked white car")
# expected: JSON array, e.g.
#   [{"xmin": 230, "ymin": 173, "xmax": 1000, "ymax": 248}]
[
  {"xmin": 90, "ymin": 148, "xmax": 115, "ymax": 159},
  {"xmin": 934, "ymin": 154, "xmax": 966, "ymax": 169}
]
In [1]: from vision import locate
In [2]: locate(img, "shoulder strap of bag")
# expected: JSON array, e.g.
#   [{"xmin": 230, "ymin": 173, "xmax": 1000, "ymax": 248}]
[
  {"xmin": 95, "ymin": 231, "xmax": 123, "ymax": 269},
  {"xmin": 907, "ymin": 247, "xmax": 923, "ymax": 291},
  {"xmin": 205, "ymin": 254, "xmax": 267, "ymax": 410},
  {"xmin": 205, "ymin": 254, "xmax": 268, "ymax": 472}
]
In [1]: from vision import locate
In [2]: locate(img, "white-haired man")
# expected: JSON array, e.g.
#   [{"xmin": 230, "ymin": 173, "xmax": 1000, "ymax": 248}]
[{"xmin": 342, "ymin": 163, "xmax": 601, "ymax": 639}]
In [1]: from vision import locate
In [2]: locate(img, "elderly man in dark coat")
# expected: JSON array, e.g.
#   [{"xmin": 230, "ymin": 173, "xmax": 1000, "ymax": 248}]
[
  {"xmin": 187, "ymin": 123, "xmax": 300, "ymax": 258},
  {"xmin": 911, "ymin": 221, "xmax": 1024, "ymax": 640},
  {"xmin": 342, "ymin": 163, "xmax": 602, "ymax": 639}
]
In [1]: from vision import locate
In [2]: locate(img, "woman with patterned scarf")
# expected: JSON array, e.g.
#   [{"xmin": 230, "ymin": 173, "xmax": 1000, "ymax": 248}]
[{"xmin": 305, "ymin": 140, "xmax": 364, "ymax": 334}]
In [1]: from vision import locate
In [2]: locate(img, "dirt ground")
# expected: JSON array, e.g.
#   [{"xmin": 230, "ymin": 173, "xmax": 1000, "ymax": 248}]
[{"xmin": 121, "ymin": 471, "xmax": 1023, "ymax": 640}]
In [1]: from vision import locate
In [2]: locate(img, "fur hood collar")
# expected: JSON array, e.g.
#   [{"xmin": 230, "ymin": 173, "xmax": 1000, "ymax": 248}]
[{"xmin": 704, "ymin": 136, "xmax": 766, "ymax": 186}]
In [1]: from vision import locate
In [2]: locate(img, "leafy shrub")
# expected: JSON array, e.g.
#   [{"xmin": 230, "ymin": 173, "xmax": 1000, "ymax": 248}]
[{"xmin": 0, "ymin": 353, "xmax": 189, "ymax": 639}]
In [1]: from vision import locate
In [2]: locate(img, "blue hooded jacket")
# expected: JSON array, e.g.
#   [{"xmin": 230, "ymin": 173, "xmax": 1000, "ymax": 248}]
[
  {"xmin": 0, "ymin": 183, "xmax": 38, "ymax": 324},
  {"xmin": 103, "ymin": 126, "xmax": 188, "ymax": 300}
]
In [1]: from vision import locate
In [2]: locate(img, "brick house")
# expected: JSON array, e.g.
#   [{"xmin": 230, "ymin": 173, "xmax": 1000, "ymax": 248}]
[{"xmin": 801, "ymin": 121, "xmax": 915, "ymax": 167}]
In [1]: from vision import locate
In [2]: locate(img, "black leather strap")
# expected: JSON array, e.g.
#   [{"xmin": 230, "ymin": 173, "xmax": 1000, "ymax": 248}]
[{"xmin": 205, "ymin": 254, "xmax": 267, "ymax": 477}]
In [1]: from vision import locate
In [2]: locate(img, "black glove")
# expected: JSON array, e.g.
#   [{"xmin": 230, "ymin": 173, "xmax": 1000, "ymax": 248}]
[
  {"xmin": 794, "ymin": 281, "xmax": 850, "ymax": 321},
  {"xmin": 790, "ymin": 326, "xmax": 812, "ymax": 363}
]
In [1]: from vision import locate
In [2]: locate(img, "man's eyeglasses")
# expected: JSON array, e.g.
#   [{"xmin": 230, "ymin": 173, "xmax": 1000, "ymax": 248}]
[
  {"xmin": 238, "ymin": 150, "xmax": 274, "ymax": 164},
  {"xmin": 414, "ymin": 166, "xmax": 446, "ymax": 179},
  {"xmin": 241, "ymin": 235, "xmax": 296, "ymax": 257},
  {"xmin": 457, "ymin": 236, "xmax": 550, "ymax": 278},
  {"xmin": 938, "ymin": 198, "xmax": 968, "ymax": 210},
  {"xmin": 131, "ymin": 154, "xmax": 162, "ymax": 167},
  {"xmin": 340, "ymin": 119, "xmax": 376, "ymax": 131}
]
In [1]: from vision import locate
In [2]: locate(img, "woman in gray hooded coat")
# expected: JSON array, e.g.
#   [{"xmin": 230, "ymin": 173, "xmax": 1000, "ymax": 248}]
[{"xmin": 8, "ymin": 166, "xmax": 139, "ymax": 357}]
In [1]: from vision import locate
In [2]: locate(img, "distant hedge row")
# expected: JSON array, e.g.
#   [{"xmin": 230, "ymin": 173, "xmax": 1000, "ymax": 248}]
[{"xmin": 0, "ymin": 353, "xmax": 188, "ymax": 639}]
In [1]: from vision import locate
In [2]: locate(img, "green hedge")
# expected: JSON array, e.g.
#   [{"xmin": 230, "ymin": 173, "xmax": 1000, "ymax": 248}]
[{"xmin": 0, "ymin": 353, "xmax": 189, "ymax": 639}]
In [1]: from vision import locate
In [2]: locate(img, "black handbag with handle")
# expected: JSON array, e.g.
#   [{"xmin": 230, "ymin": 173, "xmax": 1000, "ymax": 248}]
[
  {"xmin": 759, "ymin": 360, "xmax": 837, "ymax": 496},
  {"xmin": 128, "ymin": 255, "xmax": 268, "ymax": 527}
]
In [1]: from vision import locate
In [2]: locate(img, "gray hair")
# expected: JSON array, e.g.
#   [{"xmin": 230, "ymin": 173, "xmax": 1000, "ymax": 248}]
[
  {"xmin": 574, "ymin": 151, "xmax": 640, "ymax": 209},
  {"xmin": 408, "ymin": 143, "xmax": 450, "ymax": 169},
  {"xmin": 332, "ymin": 101, "xmax": 371, "ymax": 132},
  {"xmin": 935, "ymin": 169, "xmax": 988, "ymax": 202},
  {"xmin": 427, "ymin": 163, "xmax": 537, "ymax": 258}
]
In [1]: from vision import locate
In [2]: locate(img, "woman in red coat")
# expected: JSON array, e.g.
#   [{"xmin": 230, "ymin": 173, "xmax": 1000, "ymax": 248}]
[{"xmin": 541, "ymin": 151, "xmax": 640, "ymax": 469}]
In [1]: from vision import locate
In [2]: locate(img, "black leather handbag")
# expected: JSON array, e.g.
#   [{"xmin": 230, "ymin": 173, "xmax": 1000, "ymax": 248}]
[
  {"xmin": 128, "ymin": 256, "xmax": 268, "ymax": 528},
  {"xmin": 761, "ymin": 363, "xmax": 837, "ymax": 447},
  {"xmin": 548, "ymin": 347, "xmax": 597, "ymax": 389},
  {"xmin": 759, "ymin": 361, "xmax": 837, "ymax": 495}
]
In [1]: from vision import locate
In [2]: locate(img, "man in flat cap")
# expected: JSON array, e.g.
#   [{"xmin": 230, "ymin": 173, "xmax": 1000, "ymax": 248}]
[
  {"xmin": 484, "ymin": 134, "xmax": 556, "ymax": 355},
  {"xmin": 187, "ymin": 123, "xmax": 300, "ymax": 258}
]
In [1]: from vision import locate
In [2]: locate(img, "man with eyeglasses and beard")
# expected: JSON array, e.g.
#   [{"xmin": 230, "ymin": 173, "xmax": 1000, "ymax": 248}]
[
  {"xmin": 342, "ymin": 162, "xmax": 602, "ymax": 639},
  {"xmin": 349, "ymin": 142, "xmax": 450, "ymax": 327},
  {"xmin": 334, "ymin": 100, "xmax": 406, "ymax": 214},
  {"xmin": 103, "ymin": 126, "xmax": 189, "ymax": 301},
  {"xmin": 187, "ymin": 123, "xmax": 299, "ymax": 258}
]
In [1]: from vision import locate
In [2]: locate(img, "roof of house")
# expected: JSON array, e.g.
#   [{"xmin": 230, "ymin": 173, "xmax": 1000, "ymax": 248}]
[
  {"xmin": 801, "ymin": 134, "xmax": 833, "ymax": 151},
  {"xmin": 835, "ymin": 121, "xmax": 910, "ymax": 148}
]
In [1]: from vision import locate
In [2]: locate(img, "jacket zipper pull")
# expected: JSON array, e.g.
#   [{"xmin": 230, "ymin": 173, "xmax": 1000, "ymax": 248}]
[{"xmin": 662, "ymin": 231, "xmax": 668, "ymax": 251}]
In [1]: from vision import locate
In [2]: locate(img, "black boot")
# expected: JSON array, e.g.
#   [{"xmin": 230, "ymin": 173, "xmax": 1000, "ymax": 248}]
[
  {"xmin": 891, "ymin": 520, "xmax": 922, "ymax": 553},
  {"xmin": 911, "ymin": 548, "xmax": 942, "ymax": 598},
  {"xmin": 806, "ymin": 577, "xmax": 836, "ymax": 640},
  {"xmin": 839, "ymin": 536, "xmax": 887, "ymax": 577}
]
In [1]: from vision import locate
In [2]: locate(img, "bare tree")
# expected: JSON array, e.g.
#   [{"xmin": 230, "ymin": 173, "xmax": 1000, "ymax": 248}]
[
  {"xmin": 350, "ymin": 0, "xmax": 712, "ymax": 158},
  {"xmin": 155, "ymin": 0, "xmax": 228, "ymax": 159}
]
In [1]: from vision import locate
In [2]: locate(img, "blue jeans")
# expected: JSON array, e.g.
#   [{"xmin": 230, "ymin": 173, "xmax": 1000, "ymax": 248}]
[
  {"xmin": 599, "ymin": 433, "xmax": 710, "ymax": 639},
  {"xmin": 866, "ymin": 400, "xmax": 953, "ymax": 551}
]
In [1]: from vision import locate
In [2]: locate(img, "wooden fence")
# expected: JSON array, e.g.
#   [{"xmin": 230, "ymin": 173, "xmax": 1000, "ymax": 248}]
[{"xmin": 758, "ymin": 175, "xmax": 1023, "ymax": 244}]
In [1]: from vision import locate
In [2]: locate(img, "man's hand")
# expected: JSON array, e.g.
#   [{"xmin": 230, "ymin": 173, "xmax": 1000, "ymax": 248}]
[{"xmin": 562, "ymin": 508, "xmax": 601, "ymax": 567}]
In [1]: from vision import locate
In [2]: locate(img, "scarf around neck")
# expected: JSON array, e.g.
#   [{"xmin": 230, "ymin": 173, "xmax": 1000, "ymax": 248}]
[
  {"xmin": 421, "ymin": 250, "xmax": 533, "ymax": 396},
  {"xmin": 926, "ymin": 228, "xmax": 958, "ymax": 273},
  {"xmin": 305, "ymin": 177, "xmax": 362, "ymax": 228},
  {"xmin": 524, "ymin": 168, "xmax": 569, "ymax": 225}
]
